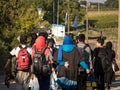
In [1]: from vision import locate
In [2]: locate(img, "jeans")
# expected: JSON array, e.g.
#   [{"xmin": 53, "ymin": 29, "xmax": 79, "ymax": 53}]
[{"xmin": 57, "ymin": 77, "xmax": 77, "ymax": 90}]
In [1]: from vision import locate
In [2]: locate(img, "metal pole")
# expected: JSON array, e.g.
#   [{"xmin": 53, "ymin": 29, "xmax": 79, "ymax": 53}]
[
  {"xmin": 98, "ymin": 0, "xmax": 100, "ymax": 13},
  {"xmin": 117, "ymin": 0, "xmax": 120, "ymax": 61},
  {"xmin": 57, "ymin": 0, "xmax": 59, "ymax": 24},
  {"xmin": 67, "ymin": 0, "xmax": 70, "ymax": 34},
  {"xmin": 86, "ymin": 1, "xmax": 88, "ymax": 43},
  {"xmin": 53, "ymin": 0, "xmax": 55, "ymax": 24}
]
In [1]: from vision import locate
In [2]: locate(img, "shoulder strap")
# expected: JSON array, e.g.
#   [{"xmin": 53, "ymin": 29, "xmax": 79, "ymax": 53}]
[
  {"xmin": 41, "ymin": 47, "xmax": 47, "ymax": 54},
  {"xmin": 57, "ymin": 45, "xmax": 63, "ymax": 62},
  {"xmin": 83, "ymin": 44, "xmax": 88, "ymax": 50},
  {"xmin": 34, "ymin": 44, "xmax": 47, "ymax": 54},
  {"xmin": 19, "ymin": 45, "xmax": 27, "ymax": 49}
]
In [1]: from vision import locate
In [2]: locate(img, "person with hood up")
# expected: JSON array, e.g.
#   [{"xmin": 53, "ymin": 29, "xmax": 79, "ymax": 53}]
[
  {"xmin": 53, "ymin": 35, "xmax": 90, "ymax": 90},
  {"xmin": 31, "ymin": 31, "xmax": 53, "ymax": 90}
]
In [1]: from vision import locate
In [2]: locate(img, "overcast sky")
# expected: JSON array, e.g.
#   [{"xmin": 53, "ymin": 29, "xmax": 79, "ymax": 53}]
[
  {"xmin": 87, "ymin": 0, "xmax": 107, "ymax": 3},
  {"xmin": 78, "ymin": 0, "xmax": 107, "ymax": 3}
]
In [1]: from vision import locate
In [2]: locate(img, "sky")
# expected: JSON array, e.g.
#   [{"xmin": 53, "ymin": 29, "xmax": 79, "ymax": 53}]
[
  {"xmin": 78, "ymin": 0, "xmax": 107, "ymax": 3},
  {"xmin": 87, "ymin": 0, "xmax": 107, "ymax": 3}
]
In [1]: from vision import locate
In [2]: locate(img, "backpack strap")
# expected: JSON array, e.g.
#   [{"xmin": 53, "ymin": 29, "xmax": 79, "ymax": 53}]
[
  {"xmin": 41, "ymin": 47, "xmax": 47, "ymax": 54},
  {"xmin": 34, "ymin": 45, "xmax": 47, "ymax": 54},
  {"xmin": 83, "ymin": 44, "xmax": 88, "ymax": 50},
  {"xmin": 19, "ymin": 45, "xmax": 27, "ymax": 49}
]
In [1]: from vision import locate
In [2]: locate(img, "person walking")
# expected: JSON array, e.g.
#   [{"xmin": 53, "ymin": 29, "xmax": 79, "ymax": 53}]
[
  {"xmin": 93, "ymin": 37, "xmax": 106, "ymax": 90},
  {"xmin": 77, "ymin": 34, "xmax": 93, "ymax": 90},
  {"xmin": 32, "ymin": 31, "xmax": 53, "ymax": 90},
  {"xmin": 53, "ymin": 35, "xmax": 90, "ymax": 90},
  {"xmin": 104, "ymin": 41, "xmax": 116, "ymax": 89},
  {"xmin": 8, "ymin": 34, "xmax": 32, "ymax": 90}
]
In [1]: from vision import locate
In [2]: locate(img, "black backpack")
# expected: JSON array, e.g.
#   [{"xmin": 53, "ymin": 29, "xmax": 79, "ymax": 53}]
[
  {"xmin": 101, "ymin": 49, "xmax": 111, "ymax": 72},
  {"xmin": 32, "ymin": 47, "xmax": 50, "ymax": 77}
]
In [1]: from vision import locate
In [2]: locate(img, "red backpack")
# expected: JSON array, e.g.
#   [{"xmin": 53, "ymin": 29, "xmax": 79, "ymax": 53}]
[{"xmin": 17, "ymin": 46, "xmax": 30, "ymax": 70}]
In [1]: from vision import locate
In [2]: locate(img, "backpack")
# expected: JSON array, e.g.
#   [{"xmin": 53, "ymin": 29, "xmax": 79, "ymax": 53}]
[
  {"xmin": 101, "ymin": 49, "xmax": 110, "ymax": 72},
  {"xmin": 17, "ymin": 46, "xmax": 30, "ymax": 70},
  {"xmin": 32, "ymin": 47, "xmax": 50, "ymax": 76},
  {"xmin": 78, "ymin": 44, "xmax": 92, "ymax": 66}
]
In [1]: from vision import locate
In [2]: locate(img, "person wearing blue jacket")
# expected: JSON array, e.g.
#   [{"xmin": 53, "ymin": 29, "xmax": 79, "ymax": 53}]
[{"xmin": 53, "ymin": 35, "xmax": 90, "ymax": 90}]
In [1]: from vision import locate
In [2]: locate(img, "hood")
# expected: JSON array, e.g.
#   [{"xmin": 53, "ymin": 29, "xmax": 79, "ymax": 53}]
[
  {"xmin": 35, "ymin": 36, "xmax": 46, "ymax": 51},
  {"xmin": 62, "ymin": 36, "xmax": 74, "ymax": 52}
]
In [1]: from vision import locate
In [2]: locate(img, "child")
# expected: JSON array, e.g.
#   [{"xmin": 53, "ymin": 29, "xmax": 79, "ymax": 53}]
[{"xmin": 49, "ymin": 63, "xmax": 58, "ymax": 90}]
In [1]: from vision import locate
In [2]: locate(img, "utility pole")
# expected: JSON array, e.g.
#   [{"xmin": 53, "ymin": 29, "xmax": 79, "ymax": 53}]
[
  {"xmin": 86, "ymin": 1, "xmax": 88, "ymax": 43},
  {"xmin": 117, "ymin": 0, "xmax": 120, "ymax": 61},
  {"xmin": 98, "ymin": 0, "xmax": 100, "ymax": 13},
  {"xmin": 53, "ymin": 0, "xmax": 55, "ymax": 24},
  {"xmin": 57, "ymin": 0, "xmax": 59, "ymax": 24},
  {"xmin": 67, "ymin": 0, "xmax": 70, "ymax": 34}
]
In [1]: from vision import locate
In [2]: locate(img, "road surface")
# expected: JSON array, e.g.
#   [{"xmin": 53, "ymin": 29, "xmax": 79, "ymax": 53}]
[{"xmin": 0, "ymin": 74, "xmax": 120, "ymax": 90}]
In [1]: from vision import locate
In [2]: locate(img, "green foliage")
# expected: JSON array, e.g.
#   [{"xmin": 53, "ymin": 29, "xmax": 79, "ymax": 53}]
[
  {"xmin": 88, "ymin": 15, "xmax": 118, "ymax": 28},
  {"xmin": 0, "ymin": 0, "xmax": 86, "ymax": 73},
  {"xmin": 0, "ymin": 0, "xmax": 46, "ymax": 48},
  {"xmin": 104, "ymin": 0, "xmax": 118, "ymax": 8}
]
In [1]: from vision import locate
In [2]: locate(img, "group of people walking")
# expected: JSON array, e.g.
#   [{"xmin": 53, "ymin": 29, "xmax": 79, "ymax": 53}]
[{"xmin": 4, "ymin": 31, "xmax": 118, "ymax": 90}]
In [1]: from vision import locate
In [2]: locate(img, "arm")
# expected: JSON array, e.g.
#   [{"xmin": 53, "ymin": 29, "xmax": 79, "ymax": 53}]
[{"xmin": 79, "ymin": 60, "xmax": 89, "ymax": 70}]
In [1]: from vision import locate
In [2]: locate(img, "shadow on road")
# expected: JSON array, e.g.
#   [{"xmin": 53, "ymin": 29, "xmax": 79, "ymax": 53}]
[{"xmin": 111, "ymin": 80, "xmax": 120, "ymax": 87}]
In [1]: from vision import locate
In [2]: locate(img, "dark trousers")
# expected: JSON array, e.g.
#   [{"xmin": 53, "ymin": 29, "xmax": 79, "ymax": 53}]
[
  {"xmin": 77, "ymin": 71, "xmax": 87, "ymax": 90},
  {"xmin": 94, "ymin": 72, "xmax": 105, "ymax": 90},
  {"xmin": 38, "ymin": 75, "xmax": 50, "ymax": 90}
]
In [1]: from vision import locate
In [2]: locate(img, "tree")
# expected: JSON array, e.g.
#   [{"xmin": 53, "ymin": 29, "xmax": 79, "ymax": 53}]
[
  {"xmin": 104, "ymin": 0, "xmax": 118, "ymax": 8},
  {"xmin": 0, "ymin": 0, "xmax": 46, "ymax": 48},
  {"xmin": 0, "ymin": 0, "xmax": 86, "ymax": 51}
]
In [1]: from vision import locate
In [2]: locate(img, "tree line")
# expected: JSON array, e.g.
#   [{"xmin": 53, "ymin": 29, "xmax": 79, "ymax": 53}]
[{"xmin": 0, "ymin": 0, "xmax": 118, "ymax": 56}]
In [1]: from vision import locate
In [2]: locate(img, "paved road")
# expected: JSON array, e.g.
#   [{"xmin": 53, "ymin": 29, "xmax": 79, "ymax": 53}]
[{"xmin": 0, "ymin": 74, "xmax": 120, "ymax": 90}]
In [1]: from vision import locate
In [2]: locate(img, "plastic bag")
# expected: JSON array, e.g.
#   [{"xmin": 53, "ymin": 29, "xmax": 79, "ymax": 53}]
[
  {"xmin": 28, "ymin": 75, "xmax": 39, "ymax": 90},
  {"xmin": 112, "ymin": 61, "xmax": 119, "ymax": 72}
]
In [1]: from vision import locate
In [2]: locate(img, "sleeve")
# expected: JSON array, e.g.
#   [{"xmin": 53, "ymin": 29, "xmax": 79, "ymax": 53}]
[
  {"xmin": 53, "ymin": 49, "xmax": 65, "ymax": 66},
  {"xmin": 112, "ymin": 50, "xmax": 115, "ymax": 59},
  {"xmin": 85, "ymin": 46, "xmax": 93, "ymax": 69},
  {"xmin": 10, "ymin": 48, "xmax": 16, "ymax": 56},
  {"xmin": 79, "ymin": 61, "xmax": 89, "ymax": 70},
  {"xmin": 76, "ymin": 47, "xmax": 89, "ymax": 70},
  {"xmin": 45, "ymin": 48, "xmax": 53, "ymax": 63},
  {"xmin": 53, "ymin": 50, "xmax": 58, "ymax": 62}
]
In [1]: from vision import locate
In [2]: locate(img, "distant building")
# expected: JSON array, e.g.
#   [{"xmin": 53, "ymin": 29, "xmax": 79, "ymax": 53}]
[
  {"xmin": 51, "ymin": 24, "xmax": 65, "ymax": 37},
  {"xmin": 90, "ymin": 3, "xmax": 97, "ymax": 9}
]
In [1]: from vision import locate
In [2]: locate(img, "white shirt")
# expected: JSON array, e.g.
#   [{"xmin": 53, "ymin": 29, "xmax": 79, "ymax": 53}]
[{"xmin": 10, "ymin": 45, "xmax": 32, "ymax": 58}]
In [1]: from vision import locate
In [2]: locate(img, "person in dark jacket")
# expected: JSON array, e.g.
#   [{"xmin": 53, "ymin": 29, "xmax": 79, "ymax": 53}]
[
  {"xmin": 93, "ymin": 37, "xmax": 106, "ymax": 90},
  {"xmin": 53, "ymin": 35, "xmax": 90, "ymax": 90},
  {"xmin": 104, "ymin": 41, "xmax": 116, "ymax": 89}
]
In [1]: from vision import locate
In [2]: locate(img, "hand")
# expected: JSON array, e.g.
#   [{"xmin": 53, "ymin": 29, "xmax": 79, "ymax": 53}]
[
  {"xmin": 30, "ymin": 74, "xmax": 35, "ymax": 79},
  {"xmin": 86, "ymin": 69, "xmax": 90, "ymax": 74},
  {"xmin": 64, "ymin": 61, "xmax": 69, "ymax": 68},
  {"xmin": 51, "ymin": 67, "xmax": 55, "ymax": 72}
]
